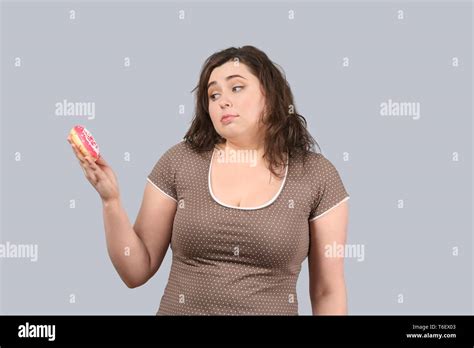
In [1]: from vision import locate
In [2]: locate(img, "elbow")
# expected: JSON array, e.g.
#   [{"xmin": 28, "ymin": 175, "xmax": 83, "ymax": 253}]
[
  {"xmin": 126, "ymin": 281, "xmax": 140, "ymax": 289},
  {"xmin": 124, "ymin": 277, "xmax": 147, "ymax": 289},
  {"xmin": 120, "ymin": 262, "xmax": 153, "ymax": 289}
]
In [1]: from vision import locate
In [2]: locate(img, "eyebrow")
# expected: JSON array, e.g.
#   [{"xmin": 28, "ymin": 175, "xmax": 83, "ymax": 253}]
[{"xmin": 207, "ymin": 74, "xmax": 247, "ymax": 90}]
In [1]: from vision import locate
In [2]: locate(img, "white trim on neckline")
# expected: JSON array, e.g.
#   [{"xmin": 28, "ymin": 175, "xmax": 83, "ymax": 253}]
[{"xmin": 208, "ymin": 148, "xmax": 289, "ymax": 210}]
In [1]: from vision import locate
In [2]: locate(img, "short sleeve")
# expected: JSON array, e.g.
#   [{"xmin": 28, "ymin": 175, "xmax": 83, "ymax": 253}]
[
  {"xmin": 147, "ymin": 146, "xmax": 179, "ymax": 202},
  {"xmin": 309, "ymin": 153, "xmax": 350, "ymax": 221}
]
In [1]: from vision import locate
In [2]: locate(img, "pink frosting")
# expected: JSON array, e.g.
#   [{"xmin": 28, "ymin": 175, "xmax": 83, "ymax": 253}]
[{"xmin": 73, "ymin": 125, "xmax": 100, "ymax": 159}]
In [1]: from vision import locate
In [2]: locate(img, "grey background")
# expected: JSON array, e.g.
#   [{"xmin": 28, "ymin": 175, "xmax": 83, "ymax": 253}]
[{"xmin": 0, "ymin": 0, "xmax": 472, "ymax": 314}]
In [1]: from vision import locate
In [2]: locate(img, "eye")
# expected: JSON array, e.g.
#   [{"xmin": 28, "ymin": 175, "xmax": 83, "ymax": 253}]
[
  {"xmin": 209, "ymin": 86, "xmax": 244, "ymax": 101},
  {"xmin": 233, "ymin": 86, "xmax": 243, "ymax": 92}
]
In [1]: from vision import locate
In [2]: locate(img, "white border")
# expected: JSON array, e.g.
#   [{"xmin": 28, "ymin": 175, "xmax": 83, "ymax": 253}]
[
  {"xmin": 146, "ymin": 177, "xmax": 178, "ymax": 202},
  {"xmin": 309, "ymin": 196, "xmax": 350, "ymax": 221},
  {"xmin": 208, "ymin": 148, "xmax": 289, "ymax": 210}
]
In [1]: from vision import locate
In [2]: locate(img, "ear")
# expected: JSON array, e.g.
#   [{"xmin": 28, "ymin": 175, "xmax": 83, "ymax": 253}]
[
  {"xmin": 262, "ymin": 105, "xmax": 266, "ymax": 117},
  {"xmin": 263, "ymin": 104, "xmax": 270, "ymax": 119}
]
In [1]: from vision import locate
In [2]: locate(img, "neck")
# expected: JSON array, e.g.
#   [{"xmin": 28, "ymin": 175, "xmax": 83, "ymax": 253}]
[
  {"xmin": 216, "ymin": 139, "xmax": 264, "ymax": 158},
  {"xmin": 227, "ymin": 139, "xmax": 263, "ymax": 151}
]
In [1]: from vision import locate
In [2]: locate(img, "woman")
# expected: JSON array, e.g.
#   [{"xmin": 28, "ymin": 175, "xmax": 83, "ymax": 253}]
[{"xmin": 68, "ymin": 45, "xmax": 350, "ymax": 315}]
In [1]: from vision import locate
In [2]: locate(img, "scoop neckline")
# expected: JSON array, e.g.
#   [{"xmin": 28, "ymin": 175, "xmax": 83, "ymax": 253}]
[{"xmin": 208, "ymin": 147, "xmax": 289, "ymax": 210}]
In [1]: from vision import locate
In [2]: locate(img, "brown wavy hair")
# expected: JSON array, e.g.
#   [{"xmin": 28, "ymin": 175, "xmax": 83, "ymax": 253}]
[{"xmin": 183, "ymin": 45, "xmax": 321, "ymax": 179}]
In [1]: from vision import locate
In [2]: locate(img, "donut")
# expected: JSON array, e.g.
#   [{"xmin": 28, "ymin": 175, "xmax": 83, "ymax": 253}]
[{"xmin": 68, "ymin": 125, "xmax": 100, "ymax": 161}]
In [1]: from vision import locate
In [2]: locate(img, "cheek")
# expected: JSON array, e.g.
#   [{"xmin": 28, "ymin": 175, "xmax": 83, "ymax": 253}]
[
  {"xmin": 240, "ymin": 95, "xmax": 265, "ymax": 122},
  {"xmin": 208, "ymin": 103, "xmax": 220, "ymax": 122}
]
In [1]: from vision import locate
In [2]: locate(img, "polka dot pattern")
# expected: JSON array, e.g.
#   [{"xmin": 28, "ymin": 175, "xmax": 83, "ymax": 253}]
[{"xmin": 147, "ymin": 140, "xmax": 350, "ymax": 315}]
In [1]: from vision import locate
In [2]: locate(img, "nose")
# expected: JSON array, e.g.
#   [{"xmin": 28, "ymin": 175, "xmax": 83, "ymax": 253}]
[{"xmin": 218, "ymin": 95, "xmax": 232, "ymax": 108}]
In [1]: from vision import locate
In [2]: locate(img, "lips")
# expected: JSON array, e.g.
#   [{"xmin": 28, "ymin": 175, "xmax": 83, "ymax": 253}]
[
  {"xmin": 221, "ymin": 114, "xmax": 238, "ymax": 121},
  {"xmin": 221, "ymin": 114, "xmax": 238, "ymax": 124}
]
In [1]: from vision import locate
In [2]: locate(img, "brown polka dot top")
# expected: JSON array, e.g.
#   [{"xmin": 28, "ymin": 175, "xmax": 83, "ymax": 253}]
[{"xmin": 147, "ymin": 140, "xmax": 350, "ymax": 315}]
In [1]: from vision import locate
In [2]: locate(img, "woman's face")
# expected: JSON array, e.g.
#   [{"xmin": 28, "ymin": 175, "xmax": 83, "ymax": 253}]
[{"xmin": 207, "ymin": 60, "xmax": 267, "ymax": 144}]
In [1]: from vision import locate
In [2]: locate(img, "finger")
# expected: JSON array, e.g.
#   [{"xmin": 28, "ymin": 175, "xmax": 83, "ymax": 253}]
[
  {"xmin": 84, "ymin": 156, "xmax": 105, "ymax": 181},
  {"xmin": 86, "ymin": 171, "xmax": 98, "ymax": 185},
  {"xmin": 82, "ymin": 156, "xmax": 90, "ymax": 172},
  {"xmin": 81, "ymin": 166, "xmax": 87, "ymax": 176},
  {"xmin": 71, "ymin": 143, "xmax": 86, "ymax": 163},
  {"xmin": 96, "ymin": 155, "xmax": 108, "ymax": 166},
  {"xmin": 88, "ymin": 171, "xmax": 98, "ymax": 185},
  {"xmin": 82, "ymin": 160, "xmax": 98, "ymax": 183},
  {"xmin": 84, "ymin": 156, "xmax": 98, "ymax": 171},
  {"xmin": 73, "ymin": 143, "xmax": 86, "ymax": 157},
  {"xmin": 67, "ymin": 136, "xmax": 75, "ymax": 147}
]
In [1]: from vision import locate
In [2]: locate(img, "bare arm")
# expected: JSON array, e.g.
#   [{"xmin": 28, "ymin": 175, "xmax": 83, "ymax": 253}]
[
  {"xmin": 103, "ymin": 182, "xmax": 177, "ymax": 288},
  {"xmin": 308, "ymin": 200, "xmax": 349, "ymax": 315},
  {"xmin": 67, "ymin": 137, "xmax": 177, "ymax": 288}
]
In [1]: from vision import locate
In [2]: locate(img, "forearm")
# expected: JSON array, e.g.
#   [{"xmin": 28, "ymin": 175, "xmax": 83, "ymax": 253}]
[
  {"xmin": 102, "ymin": 199, "xmax": 151, "ymax": 288},
  {"xmin": 311, "ymin": 288, "xmax": 348, "ymax": 315}
]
